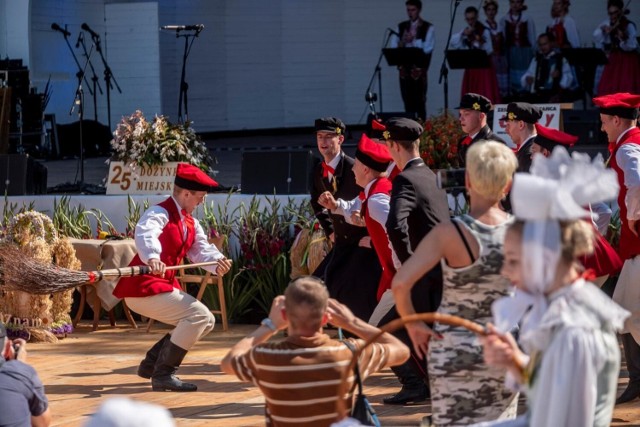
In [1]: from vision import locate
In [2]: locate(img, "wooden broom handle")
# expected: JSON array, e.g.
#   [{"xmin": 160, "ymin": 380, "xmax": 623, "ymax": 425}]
[{"xmin": 87, "ymin": 260, "xmax": 229, "ymax": 282}]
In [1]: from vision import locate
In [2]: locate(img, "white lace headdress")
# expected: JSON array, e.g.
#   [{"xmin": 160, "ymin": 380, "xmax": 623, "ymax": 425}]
[{"xmin": 492, "ymin": 147, "xmax": 619, "ymax": 335}]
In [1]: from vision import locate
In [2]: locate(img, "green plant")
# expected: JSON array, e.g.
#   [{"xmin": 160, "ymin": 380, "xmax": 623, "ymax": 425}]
[
  {"xmin": 231, "ymin": 196, "xmax": 296, "ymax": 316},
  {"xmin": 419, "ymin": 111, "xmax": 465, "ymax": 169},
  {"xmin": 52, "ymin": 196, "xmax": 97, "ymax": 239},
  {"xmin": 124, "ymin": 196, "xmax": 150, "ymax": 238},
  {"xmin": 198, "ymin": 190, "xmax": 238, "ymax": 253}
]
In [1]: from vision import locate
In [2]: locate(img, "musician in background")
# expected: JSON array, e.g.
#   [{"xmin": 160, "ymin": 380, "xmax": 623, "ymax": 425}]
[
  {"xmin": 451, "ymin": 6, "xmax": 501, "ymax": 104},
  {"xmin": 483, "ymin": 0, "xmax": 509, "ymax": 98},
  {"xmin": 547, "ymin": 0, "xmax": 580, "ymax": 49},
  {"xmin": 520, "ymin": 32, "xmax": 576, "ymax": 103},
  {"xmin": 500, "ymin": 0, "xmax": 536, "ymax": 97},
  {"xmin": 390, "ymin": 0, "xmax": 434, "ymax": 120},
  {"xmin": 593, "ymin": 0, "xmax": 640, "ymax": 95}
]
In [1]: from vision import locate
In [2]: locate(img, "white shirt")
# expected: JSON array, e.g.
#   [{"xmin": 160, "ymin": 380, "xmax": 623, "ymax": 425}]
[
  {"xmin": 615, "ymin": 127, "xmax": 640, "ymax": 220},
  {"xmin": 593, "ymin": 19, "xmax": 638, "ymax": 51},
  {"xmin": 134, "ymin": 196, "xmax": 225, "ymax": 274},
  {"xmin": 450, "ymin": 26, "xmax": 493, "ymax": 54},
  {"xmin": 390, "ymin": 22, "xmax": 436, "ymax": 55},
  {"xmin": 548, "ymin": 15, "xmax": 580, "ymax": 48},
  {"xmin": 333, "ymin": 162, "xmax": 398, "ymax": 220},
  {"xmin": 521, "ymin": 50, "xmax": 575, "ymax": 91},
  {"xmin": 334, "ymin": 178, "xmax": 399, "ymax": 266},
  {"xmin": 325, "ymin": 153, "xmax": 341, "ymax": 181}
]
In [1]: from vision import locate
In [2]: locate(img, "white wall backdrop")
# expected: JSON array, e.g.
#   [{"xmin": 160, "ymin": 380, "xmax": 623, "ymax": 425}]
[{"xmin": 1, "ymin": 0, "xmax": 615, "ymax": 132}]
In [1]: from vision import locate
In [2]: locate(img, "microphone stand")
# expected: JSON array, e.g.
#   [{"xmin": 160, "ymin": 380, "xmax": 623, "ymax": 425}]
[
  {"xmin": 55, "ymin": 29, "xmax": 94, "ymax": 98},
  {"xmin": 77, "ymin": 34, "xmax": 103, "ymax": 122},
  {"xmin": 175, "ymin": 27, "xmax": 203, "ymax": 123},
  {"xmin": 92, "ymin": 34, "xmax": 122, "ymax": 131},
  {"xmin": 438, "ymin": 0, "xmax": 462, "ymax": 111},
  {"xmin": 68, "ymin": 44, "xmax": 94, "ymax": 190},
  {"xmin": 364, "ymin": 30, "xmax": 395, "ymax": 117}
]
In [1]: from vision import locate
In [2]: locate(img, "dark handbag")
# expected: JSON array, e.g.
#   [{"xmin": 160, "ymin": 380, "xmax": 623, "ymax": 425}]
[{"xmin": 344, "ymin": 341, "xmax": 381, "ymax": 427}]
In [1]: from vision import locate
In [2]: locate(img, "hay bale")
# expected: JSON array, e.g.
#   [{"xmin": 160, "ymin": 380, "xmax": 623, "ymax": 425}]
[
  {"xmin": 289, "ymin": 229, "xmax": 310, "ymax": 279},
  {"xmin": 307, "ymin": 230, "xmax": 331, "ymax": 274}
]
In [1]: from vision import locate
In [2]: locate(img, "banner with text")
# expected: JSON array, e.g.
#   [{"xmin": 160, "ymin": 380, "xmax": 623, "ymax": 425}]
[
  {"xmin": 106, "ymin": 162, "xmax": 180, "ymax": 195},
  {"xmin": 492, "ymin": 103, "xmax": 561, "ymax": 147}
]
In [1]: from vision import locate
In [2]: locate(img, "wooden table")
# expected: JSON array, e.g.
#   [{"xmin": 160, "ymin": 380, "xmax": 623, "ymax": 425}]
[{"xmin": 69, "ymin": 238, "xmax": 138, "ymax": 330}]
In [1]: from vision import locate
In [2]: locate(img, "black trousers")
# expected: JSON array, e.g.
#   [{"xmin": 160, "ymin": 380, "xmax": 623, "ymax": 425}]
[{"xmin": 399, "ymin": 68, "xmax": 428, "ymax": 121}]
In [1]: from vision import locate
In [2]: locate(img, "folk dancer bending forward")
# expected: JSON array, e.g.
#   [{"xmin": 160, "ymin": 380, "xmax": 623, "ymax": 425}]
[{"xmin": 113, "ymin": 163, "xmax": 232, "ymax": 392}]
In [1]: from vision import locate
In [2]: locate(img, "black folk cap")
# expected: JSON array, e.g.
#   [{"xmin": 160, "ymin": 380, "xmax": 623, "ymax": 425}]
[
  {"xmin": 455, "ymin": 93, "xmax": 493, "ymax": 113},
  {"xmin": 500, "ymin": 102, "xmax": 543, "ymax": 124},
  {"xmin": 314, "ymin": 117, "xmax": 346, "ymax": 135},
  {"xmin": 384, "ymin": 117, "xmax": 424, "ymax": 141}
]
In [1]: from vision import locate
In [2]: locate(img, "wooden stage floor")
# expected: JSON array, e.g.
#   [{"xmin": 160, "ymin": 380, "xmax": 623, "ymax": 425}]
[{"xmin": 28, "ymin": 322, "xmax": 640, "ymax": 427}]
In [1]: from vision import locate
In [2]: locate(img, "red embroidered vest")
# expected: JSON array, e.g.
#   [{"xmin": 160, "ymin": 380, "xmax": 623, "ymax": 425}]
[
  {"xmin": 362, "ymin": 178, "xmax": 395, "ymax": 301},
  {"xmin": 610, "ymin": 127, "xmax": 640, "ymax": 260},
  {"xmin": 113, "ymin": 197, "xmax": 196, "ymax": 298}
]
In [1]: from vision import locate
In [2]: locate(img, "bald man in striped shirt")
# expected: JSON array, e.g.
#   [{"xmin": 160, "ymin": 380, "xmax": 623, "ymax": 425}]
[{"xmin": 221, "ymin": 276, "xmax": 409, "ymax": 426}]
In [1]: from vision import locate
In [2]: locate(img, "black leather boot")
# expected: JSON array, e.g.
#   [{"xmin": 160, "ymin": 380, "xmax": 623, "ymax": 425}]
[
  {"xmin": 138, "ymin": 334, "xmax": 171, "ymax": 379},
  {"xmin": 616, "ymin": 333, "xmax": 640, "ymax": 405},
  {"xmin": 151, "ymin": 340, "xmax": 197, "ymax": 392},
  {"xmin": 383, "ymin": 362, "xmax": 429, "ymax": 405}
]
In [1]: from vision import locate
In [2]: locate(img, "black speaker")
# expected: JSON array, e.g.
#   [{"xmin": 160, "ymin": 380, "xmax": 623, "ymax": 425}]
[
  {"xmin": 241, "ymin": 150, "xmax": 317, "ymax": 194},
  {"xmin": 562, "ymin": 109, "xmax": 607, "ymax": 146},
  {"xmin": 0, "ymin": 154, "xmax": 47, "ymax": 195},
  {"xmin": 56, "ymin": 120, "xmax": 112, "ymax": 158}
]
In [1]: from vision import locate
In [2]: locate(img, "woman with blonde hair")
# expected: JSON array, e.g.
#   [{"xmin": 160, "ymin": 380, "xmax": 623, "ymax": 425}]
[
  {"xmin": 480, "ymin": 147, "xmax": 629, "ymax": 426},
  {"xmin": 393, "ymin": 140, "xmax": 519, "ymax": 425}
]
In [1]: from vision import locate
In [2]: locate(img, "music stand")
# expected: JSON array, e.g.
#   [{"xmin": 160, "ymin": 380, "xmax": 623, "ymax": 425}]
[
  {"xmin": 383, "ymin": 47, "xmax": 432, "ymax": 69},
  {"xmin": 561, "ymin": 48, "xmax": 608, "ymax": 100},
  {"xmin": 445, "ymin": 49, "xmax": 491, "ymax": 70}
]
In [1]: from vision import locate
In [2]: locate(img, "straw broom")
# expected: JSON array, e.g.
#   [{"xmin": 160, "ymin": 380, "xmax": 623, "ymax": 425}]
[{"xmin": 0, "ymin": 244, "xmax": 220, "ymax": 295}]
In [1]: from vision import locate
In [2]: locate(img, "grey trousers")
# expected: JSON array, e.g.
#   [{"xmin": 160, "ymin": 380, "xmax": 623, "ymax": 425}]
[{"xmin": 126, "ymin": 288, "xmax": 215, "ymax": 350}]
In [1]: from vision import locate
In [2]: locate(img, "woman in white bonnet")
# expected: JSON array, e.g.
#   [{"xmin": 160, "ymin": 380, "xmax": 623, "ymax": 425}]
[{"xmin": 478, "ymin": 147, "xmax": 630, "ymax": 427}]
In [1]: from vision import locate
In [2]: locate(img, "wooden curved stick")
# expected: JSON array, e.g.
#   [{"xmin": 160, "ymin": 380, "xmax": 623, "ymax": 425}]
[{"xmin": 335, "ymin": 312, "xmax": 489, "ymax": 420}]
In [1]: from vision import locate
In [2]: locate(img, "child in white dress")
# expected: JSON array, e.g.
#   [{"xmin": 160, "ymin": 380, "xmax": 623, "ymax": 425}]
[{"xmin": 478, "ymin": 147, "xmax": 630, "ymax": 427}]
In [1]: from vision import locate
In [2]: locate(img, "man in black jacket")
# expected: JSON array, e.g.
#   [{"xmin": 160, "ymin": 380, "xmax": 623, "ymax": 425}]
[
  {"xmin": 378, "ymin": 118, "xmax": 451, "ymax": 405},
  {"xmin": 456, "ymin": 93, "xmax": 505, "ymax": 167},
  {"xmin": 501, "ymin": 102, "xmax": 542, "ymax": 173},
  {"xmin": 310, "ymin": 117, "xmax": 382, "ymax": 322}
]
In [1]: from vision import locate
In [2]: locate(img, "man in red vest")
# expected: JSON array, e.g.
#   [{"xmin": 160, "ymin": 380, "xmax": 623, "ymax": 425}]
[
  {"xmin": 113, "ymin": 163, "xmax": 232, "ymax": 392},
  {"xmin": 319, "ymin": 134, "xmax": 395, "ymax": 306},
  {"xmin": 594, "ymin": 92, "xmax": 640, "ymax": 404}
]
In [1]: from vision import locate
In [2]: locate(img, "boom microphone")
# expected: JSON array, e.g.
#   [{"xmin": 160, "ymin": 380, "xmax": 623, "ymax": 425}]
[
  {"xmin": 387, "ymin": 27, "xmax": 400, "ymax": 37},
  {"xmin": 51, "ymin": 23, "xmax": 71, "ymax": 37},
  {"xmin": 81, "ymin": 23, "xmax": 100, "ymax": 39},
  {"xmin": 160, "ymin": 24, "xmax": 204, "ymax": 32}
]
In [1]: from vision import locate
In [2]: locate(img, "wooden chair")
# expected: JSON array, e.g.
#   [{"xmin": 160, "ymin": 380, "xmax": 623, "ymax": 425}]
[
  {"xmin": 73, "ymin": 284, "xmax": 138, "ymax": 331},
  {"xmin": 146, "ymin": 269, "xmax": 228, "ymax": 332}
]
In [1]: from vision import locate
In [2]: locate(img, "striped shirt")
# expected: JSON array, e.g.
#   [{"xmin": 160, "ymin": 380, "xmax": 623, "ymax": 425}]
[{"xmin": 231, "ymin": 334, "xmax": 388, "ymax": 427}]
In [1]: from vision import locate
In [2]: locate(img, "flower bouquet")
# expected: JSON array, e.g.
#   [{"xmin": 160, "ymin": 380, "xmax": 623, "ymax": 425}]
[
  {"xmin": 110, "ymin": 110, "xmax": 215, "ymax": 172},
  {"xmin": 419, "ymin": 111, "xmax": 465, "ymax": 170}
]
